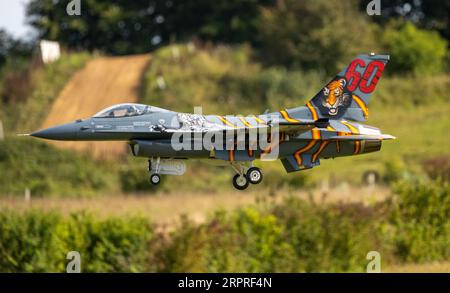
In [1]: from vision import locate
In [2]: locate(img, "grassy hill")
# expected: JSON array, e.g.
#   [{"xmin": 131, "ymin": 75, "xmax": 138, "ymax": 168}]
[{"xmin": 1, "ymin": 44, "xmax": 449, "ymax": 196}]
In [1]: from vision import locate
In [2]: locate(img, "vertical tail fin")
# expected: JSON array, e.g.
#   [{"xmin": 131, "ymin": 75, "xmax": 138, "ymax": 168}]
[{"xmin": 307, "ymin": 54, "xmax": 389, "ymax": 122}]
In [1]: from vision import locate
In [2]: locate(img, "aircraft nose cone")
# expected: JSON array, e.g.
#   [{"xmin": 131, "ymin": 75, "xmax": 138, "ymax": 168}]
[{"xmin": 31, "ymin": 123, "xmax": 78, "ymax": 140}]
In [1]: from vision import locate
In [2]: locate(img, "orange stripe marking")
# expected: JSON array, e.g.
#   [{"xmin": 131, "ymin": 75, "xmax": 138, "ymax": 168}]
[
  {"xmin": 294, "ymin": 140, "xmax": 317, "ymax": 166},
  {"xmin": 354, "ymin": 141, "xmax": 361, "ymax": 154},
  {"xmin": 262, "ymin": 132, "xmax": 285, "ymax": 154},
  {"xmin": 352, "ymin": 94, "xmax": 369, "ymax": 119},
  {"xmin": 306, "ymin": 102, "xmax": 318, "ymax": 120},
  {"xmin": 229, "ymin": 150, "xmax": 235, "ymax": 161},
  {"xmin": 312, "ymin": 141, "xmax": 329, "ymax": 162},
  {"xmin": 341, "ymin": 121, "xmax": 361, "ymax": 154},
  {"xmin": 311, "ymin": 128, "xmax": 321, "ymax": 140}
]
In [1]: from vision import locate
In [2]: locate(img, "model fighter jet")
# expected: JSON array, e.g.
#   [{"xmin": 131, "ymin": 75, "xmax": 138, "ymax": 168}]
[{"xmin": 29, "ymin": 54, "xmax": 394, "ymax": 190}]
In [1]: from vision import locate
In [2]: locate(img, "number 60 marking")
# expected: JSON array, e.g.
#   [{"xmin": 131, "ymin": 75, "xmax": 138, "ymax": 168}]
[{"xmin": 345, "ymin": 59, "xmax": 385, "ymax": 94}]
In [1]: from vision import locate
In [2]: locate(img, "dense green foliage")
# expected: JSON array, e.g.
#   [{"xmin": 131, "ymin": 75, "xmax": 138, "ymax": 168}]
[
  {"xmin": 388, "ymin": 181, "xmax": 450, "ymax": 262},
  {"xmin": 360, "ymin": 0, "xmax": 450, "ymax": 42},
  {"xmin": 0, "ymin": 138, "xmax": 117, "ymax": 196},
  {"xmin": 1, "ymin": 180, "xmax": 448, "ymax": 272},
  {"xmin": 382, "ymin": 22, "xmax": 448, "ymax": 75},
  {"xmin": 0, "ymin": 210, "xmax": 151, "ymax": 272},
  {"xmin": 257, "ymin": 0, "xmax": 378, "ymax": 73}
]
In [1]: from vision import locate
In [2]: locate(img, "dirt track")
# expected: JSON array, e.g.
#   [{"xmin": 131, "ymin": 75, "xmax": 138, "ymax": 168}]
[{"xmin": 41, "ymin": 54, "xmax": 151, "ymax": 159}]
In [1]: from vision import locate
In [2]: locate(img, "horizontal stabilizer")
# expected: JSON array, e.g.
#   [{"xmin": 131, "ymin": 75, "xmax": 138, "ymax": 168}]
[{"xmin": 328, "ymin": 134, "xmax": 395, "ymax": 141}]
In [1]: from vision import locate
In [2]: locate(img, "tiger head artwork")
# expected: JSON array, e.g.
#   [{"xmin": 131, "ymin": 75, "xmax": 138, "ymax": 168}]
[{"xmin": 321, "ymin": 78, "xmax": 351, "ymax": 116}]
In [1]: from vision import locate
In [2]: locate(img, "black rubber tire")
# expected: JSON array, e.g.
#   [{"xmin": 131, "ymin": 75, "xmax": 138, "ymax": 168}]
[
  {"xmin": 246, "ymin": 167, "xmax": 263, "ymax": 184},
  {"xmin": 150, "ymin": 174, "xmax": 161, "ymax": 185},
  {"xmin": 232, "ymin": 174, "xmax": 249, "ymax": 190}
]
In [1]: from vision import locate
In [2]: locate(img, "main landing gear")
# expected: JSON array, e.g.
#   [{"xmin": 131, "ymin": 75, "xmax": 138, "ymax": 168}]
[{"xmin": 230, "ymin": 162, "xmax": 263, "ymax": 191}]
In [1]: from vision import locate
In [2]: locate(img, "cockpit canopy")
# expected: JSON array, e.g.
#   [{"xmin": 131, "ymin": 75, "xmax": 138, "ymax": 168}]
[{"xmin": 93, "ymin": 103, "xmax": 167, "ymax": 118}]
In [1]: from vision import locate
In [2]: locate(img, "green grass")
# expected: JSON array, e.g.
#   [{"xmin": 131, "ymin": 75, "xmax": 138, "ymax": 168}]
[{"xmin": 0, "ymin": 138, "xmax": 118, "ymax": 196}]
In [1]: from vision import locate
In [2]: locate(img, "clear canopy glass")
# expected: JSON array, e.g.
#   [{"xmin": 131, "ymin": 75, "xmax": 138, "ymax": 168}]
[{"xmin": 93, "ymin": 103, "xmax": 166, "ymax": 118}]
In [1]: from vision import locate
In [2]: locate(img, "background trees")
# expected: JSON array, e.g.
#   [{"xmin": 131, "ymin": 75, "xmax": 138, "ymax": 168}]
[{"xmin": 23, "ymin": 0, "xmax": 449, "ymax": 75}]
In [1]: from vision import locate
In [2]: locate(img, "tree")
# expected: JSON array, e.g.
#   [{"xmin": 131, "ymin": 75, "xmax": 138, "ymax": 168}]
[
  {"xmin": 257, "ymin": 0, "xmax": 379, "ymax": 73},
  {"xmin": 0, "ymin": 30, "xmax": 32, "ymax": 67},
  {"xmin": 26, "ymin": 0, "xmax": 272, "ymax": 55},
  {"xmin": 360, "ymin": 0, "xmax": 450, "ymax": 43},
  {"xmin": 382, "ymin": 21, "xmax": 448, "ymax": 75}
]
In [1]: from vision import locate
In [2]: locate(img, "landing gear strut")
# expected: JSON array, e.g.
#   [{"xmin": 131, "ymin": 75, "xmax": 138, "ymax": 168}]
[
  {"xmin": 148, "ymin": 158, "xmax": 161, "ymax": 185},
  {"xmin": 230, "ymin": 162, "xmax": 263, "ymax": 190},
  {"xmin": 232, "ymin": 174, "xmax": 249, "ymax": 190}
]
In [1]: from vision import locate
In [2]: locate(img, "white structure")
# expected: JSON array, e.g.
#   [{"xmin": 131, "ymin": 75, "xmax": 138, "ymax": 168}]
[
  {"xmin": 39, "ymin": 40, "xmax": 61, "ymax": 64},
  {"xmin": 0, "ymin": 120, "xmax": 4, "ymax": 141}
]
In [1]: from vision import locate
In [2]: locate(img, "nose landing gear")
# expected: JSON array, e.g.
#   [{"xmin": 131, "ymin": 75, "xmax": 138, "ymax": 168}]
[
  {"xmin": 148, "ymin": 158, "xmax": 161, "ymax": 185},
  {"xmin": 150, "ymin": 173, "xmax": 161, "ymax": 185}
]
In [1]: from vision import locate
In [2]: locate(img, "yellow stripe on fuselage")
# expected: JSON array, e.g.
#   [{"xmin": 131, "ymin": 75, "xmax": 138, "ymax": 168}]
[
  {"xmin": 251, "ymin": 115, "xmax": 266, "ymax": 125},
  {"xmin": 238, "ymin": 117, "xmax": 253, "ymax": 128},
  {"xmin": 280, "ymin": 110, "xmax": 299, "ymax": 123},
  {"xmin": 341, "ymin": 121, "xmax": 359, "ymax": 134},
  {"xmin": 218, "ymin": 116, "xmax": 237, "ymax": 128}
]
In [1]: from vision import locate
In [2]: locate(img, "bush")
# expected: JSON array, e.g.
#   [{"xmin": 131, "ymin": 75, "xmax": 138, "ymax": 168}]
[
  {"xmin": 421, "ymin": 156, "xmax": 450, "ymax": 181},
  {"xmin": 0, "ymin": 210, "xmax": 152, "ymax": 272},
  {"xmin": 382, "ymin": 22, "xmax": 448, "ymax": 75},
  {"xmin": 388, "ymin": 181, "xmax": 450, "ymax": 262},
  {"xmin": 150, "ymin": 198, "xmax": 382, "ymax": 272},
  {"xmin": 1, "ymin": 180, "xmax": 450, "ymax": 272},
  {"xmin": 150, "ymin": 180, "xmax": 450, "ymax": 272}
]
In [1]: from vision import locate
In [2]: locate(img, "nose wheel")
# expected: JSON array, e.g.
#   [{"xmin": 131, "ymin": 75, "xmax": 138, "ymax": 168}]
[{"xmin": 150, "ymin": 173, "xmax": 161, "ymax": 185}]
